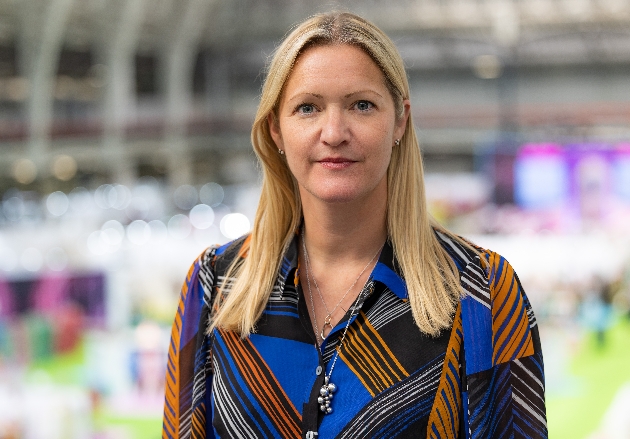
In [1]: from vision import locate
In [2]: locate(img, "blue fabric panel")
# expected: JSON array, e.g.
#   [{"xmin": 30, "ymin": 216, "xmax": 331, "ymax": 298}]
[
  {"xmin": 317, "ymin": 360, "xmax": 374, "ymax": 436},
  {"xmin": 181, "ymin": 262, "xmax": 203, "ymax": 347},
  {"xmin": 460, "ymin": 295, "xmax": 493, "ymax": 374},
  {"xmin": 249, "ymin": 334, "xmax": 319, "ymax": 415},
  {"xmin": 371, "ymin": 262, "xmax": 407, "ymax": 300}
]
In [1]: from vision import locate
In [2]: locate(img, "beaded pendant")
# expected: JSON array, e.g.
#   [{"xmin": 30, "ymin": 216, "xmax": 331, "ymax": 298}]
[{"xmin": 317, "ymin": 376, "xmax": 337, "ymax": 414}]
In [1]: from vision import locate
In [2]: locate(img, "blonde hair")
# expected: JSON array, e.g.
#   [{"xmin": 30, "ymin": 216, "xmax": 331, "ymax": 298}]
[{"xmin": 211, "ymin": 12, "xmax": 469, "ymax": 337}]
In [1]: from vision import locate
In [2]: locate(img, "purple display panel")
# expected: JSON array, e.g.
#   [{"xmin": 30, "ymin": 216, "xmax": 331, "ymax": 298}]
[
  {"xmin": 514, "ymin": 143, "xmax": 569, "ymax": 209},
  {"xmin": 1, "ymin": 272, "xmax": 106, "ymax": 327},
  {"xmin": 613, "ymin": 144, "xmax": 630, "ymax": 203},
  {"xmin": 565, "ymin": 144, "xmax": 615, "ymax": 221}
]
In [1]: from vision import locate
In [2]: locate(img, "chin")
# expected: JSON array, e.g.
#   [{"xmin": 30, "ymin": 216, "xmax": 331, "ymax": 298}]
[
  {"xmin": 314, "ymin": 189, "xmax": 375, "ymax": 205},
  {"xmin": 301, "ymin": 179, "xmax": 386, "ymax": 206}
]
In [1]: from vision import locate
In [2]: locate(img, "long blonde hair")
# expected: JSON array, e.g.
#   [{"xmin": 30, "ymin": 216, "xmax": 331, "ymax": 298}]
[{"xmin": 211, "ymin": 12, "xmax": 468, "ymax": 337}]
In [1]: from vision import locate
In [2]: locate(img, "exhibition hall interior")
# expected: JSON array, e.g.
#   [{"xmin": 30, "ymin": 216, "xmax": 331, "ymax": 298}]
[{"xmin": 1, "ymin": 0, "xmax": 630, "ymax": 437}]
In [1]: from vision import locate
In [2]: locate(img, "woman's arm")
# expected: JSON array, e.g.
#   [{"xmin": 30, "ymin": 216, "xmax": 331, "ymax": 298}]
[
  {"xmin": 462, "ymin": 251, "xmax": 547, "ymax": 439},
  {"xmin": 163, "ymin": 246, "xmax": 218, "ymax": 439}
]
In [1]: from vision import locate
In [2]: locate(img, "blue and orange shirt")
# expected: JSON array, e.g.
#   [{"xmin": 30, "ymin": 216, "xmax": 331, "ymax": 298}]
[{"xmin": 163, "ymin": 231, "xmax": 547, "ymax": 438}]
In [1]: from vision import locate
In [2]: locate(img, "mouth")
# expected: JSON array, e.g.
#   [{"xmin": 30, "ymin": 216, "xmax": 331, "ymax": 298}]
[{"xmin": 318, "ymin": 157, "xmax": 356, "ymax": 169}]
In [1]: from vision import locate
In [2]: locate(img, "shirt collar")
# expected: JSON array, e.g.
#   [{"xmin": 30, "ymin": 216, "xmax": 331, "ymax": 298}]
[{"xmin": 371, "ymin": 239, "xmax": 408, "ymax": 300}]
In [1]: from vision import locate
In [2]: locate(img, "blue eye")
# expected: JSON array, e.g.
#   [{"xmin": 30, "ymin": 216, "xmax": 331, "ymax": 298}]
[
  {"xmin": 355, "ymin": 101, "xmax": 373, "ymax": 111},
  {"xmin": 297, "ymin": 104, "xmax": 315, "ymax": 114}
]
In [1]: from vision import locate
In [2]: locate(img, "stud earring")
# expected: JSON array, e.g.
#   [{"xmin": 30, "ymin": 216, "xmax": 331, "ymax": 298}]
[
  {"xmin": 394, "ymin": 139, "xmax": 400, "ymax": 147},
  {"xmin": 278, "ymin": 149, "xmax": 285, "ymax": 155}
]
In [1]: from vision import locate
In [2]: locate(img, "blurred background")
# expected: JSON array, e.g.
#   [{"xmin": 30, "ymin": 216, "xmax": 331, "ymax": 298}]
[{"xmin": 0, "ymin": 0, "xmax": 629, "ymax": 437}]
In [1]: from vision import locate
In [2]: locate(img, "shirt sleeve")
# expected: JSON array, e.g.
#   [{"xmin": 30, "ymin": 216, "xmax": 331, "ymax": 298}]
[
  {"xmin": 462, "ymin": 251, "xmax": 547, "ymax": 439},
  {"xmin": 163, "ymin": 246, "xmax": 218, "ymax": 439}
]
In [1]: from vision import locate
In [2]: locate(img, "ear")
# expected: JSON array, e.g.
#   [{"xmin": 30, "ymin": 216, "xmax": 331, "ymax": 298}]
[
  {"xmin": 394, "ymin": 99, "xmax": 411, "ymax": 142},
  {"xmin": 267, "ymin": 112, "xmax": 284, "ymax": 150}
]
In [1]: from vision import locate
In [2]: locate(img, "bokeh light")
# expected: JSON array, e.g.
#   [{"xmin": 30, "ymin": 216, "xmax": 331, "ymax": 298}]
[
  {"xmin": 51, "ymin": 155, "xmax": 78, "ymax": 181},
  {"xmin": 148, "ymin": 220, "xmax": 168, "ymax": 242},
  {"xmin": 173, "ymin": 185, "xmax": 197, "ymax": 210},
  {"xmin": 101, "ymin": 220, "xmax": 124, "ymax": 247},
  {"xmin": 127, "ymin": 220, "xmax": 151, "ymax": 245},
  {"xmin": 199, "ymin": 182, "xmax": 224, "ymax": 207},
  {"xmin": 87, "ymin": 230, "xmax": 110, "ymax": 255},
  {"xmin": 189, "ymin": 204, "xmax": 214, "ymax": 229},
  {"xmin": 94, "ymin": 184, "xmax": 131, "ymax": 210},
  {"xmin": 220, "ymin": 213, "xmax": 250, "ymax": 239},
  {"xmin": 94, "ymin": 184, "xmax": 113, "ymax": 209},
  {"xmin": 3, "ymin": 196, "xmax": 25, "ymax": 222},
  {"xmin": 46, "ymin": 191, "xmax": 69, "ymax": 217},
  {"xmin": 168, "ymin": 214, "xmax": 192, "ymax": 240},
  {"xmin": 12, "ymin": 159, "xmax": 37, "ymax": 184}
]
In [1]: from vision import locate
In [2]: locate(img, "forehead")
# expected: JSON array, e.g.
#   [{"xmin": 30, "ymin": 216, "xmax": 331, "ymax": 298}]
[{"xmin": 283, "ymin": 44, "xmax": 386, "ymax": 94}]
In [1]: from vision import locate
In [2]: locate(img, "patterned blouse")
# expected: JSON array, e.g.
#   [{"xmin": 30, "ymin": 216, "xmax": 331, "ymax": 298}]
[{"xmin": 162, "ymin": 231, "xmax": 547, "ymax": 438}]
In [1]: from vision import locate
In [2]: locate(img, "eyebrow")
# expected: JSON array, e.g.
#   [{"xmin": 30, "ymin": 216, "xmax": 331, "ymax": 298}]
[
  {"xmin": 345, "ymin": 90, "xmax": 384, "ymax": 99},
  {"xmin": 286, "ymin": 90, "xmax": 384, "ymax": 103},
  {"xmin": 285, "ymin": 92, "xmax": 322, "ymax": 103}
]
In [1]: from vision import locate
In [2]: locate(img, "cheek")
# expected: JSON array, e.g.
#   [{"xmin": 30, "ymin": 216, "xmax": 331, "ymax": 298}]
[
  {"xmin": 283, "ymin": 151, "xmax": 307, "ymax": 182},
  {"xmin": 377, "ymin": 149, "xmax": 393, "ymax": 176}
]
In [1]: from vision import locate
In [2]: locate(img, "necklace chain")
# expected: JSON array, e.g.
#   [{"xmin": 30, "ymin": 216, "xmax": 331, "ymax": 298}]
[
  {"xmin": 300, "ymin": 229, "xmax": 382, "ymax": 415},
  {"xmin": 301, "ymin": 230, "xmax": 381, "ymax": 341}
]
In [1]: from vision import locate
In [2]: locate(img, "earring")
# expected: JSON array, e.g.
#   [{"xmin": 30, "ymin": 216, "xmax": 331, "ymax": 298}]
[
  {"xmin": 394, "ymin": 139, "xmax": 400, "ymax": 147},
  {"xmin": 278, "ymin": 149, "xmax": 285, "ymax": 155}
]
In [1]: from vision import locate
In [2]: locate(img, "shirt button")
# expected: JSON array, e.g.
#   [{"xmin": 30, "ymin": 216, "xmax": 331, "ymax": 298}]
[{"xmin": 316, "ymin": 366, "xmax": 322, "ymax": 375}]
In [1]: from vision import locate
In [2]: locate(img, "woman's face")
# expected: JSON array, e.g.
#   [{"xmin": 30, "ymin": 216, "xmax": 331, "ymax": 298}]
[{"xmin": 269, "ymin": 44, "xmax": 409, "ymax": 208}]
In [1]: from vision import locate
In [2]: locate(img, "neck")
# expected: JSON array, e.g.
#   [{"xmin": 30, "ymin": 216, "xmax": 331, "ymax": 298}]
[
  {"xmin": 300, "ymin": 194, "xmax": 387, "ymax": 264},
  {"xmin": 299, "ymin": 189, "xmax": 387, "ymax": 345}
]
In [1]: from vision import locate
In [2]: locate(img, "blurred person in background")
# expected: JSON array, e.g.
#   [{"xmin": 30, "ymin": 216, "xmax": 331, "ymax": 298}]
[
  {"xmin": 163, "ymin": 12, "xmax": 547, "ymax": 439},
  {"xmin": 580, "ymin": 276, "xmax": 616, "ymax": 350}
]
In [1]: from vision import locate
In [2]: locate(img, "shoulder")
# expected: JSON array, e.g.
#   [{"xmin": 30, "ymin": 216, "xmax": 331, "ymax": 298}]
[
  {"xmin": 434, "ymin": 228, "xmax": 537, "ymax": 356},
  {"xmin": 460, "ymin": 243, "xmax": 538, "ymax": 364},
  {"xmin": 197, "ymin": 234, "xmax": 251, "ymax": 278},
  {"xmin": 433, "ymin": 227, "xmax": 485, "ymax": 271},
  {"xmin": 177, "ymin": 234, "xmax": 251, "ymax": 306}
]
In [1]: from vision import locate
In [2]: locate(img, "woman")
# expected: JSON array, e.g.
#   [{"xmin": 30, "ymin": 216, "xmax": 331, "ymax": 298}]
[{"xmin": 163, "ymin": 12, "xmax": 547, "ymax": 439}]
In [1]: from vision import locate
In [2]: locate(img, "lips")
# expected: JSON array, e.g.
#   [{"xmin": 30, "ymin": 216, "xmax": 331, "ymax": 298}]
[{"xmin": 318, "ymin": 157, "xmax": 356, "ymax": 170}]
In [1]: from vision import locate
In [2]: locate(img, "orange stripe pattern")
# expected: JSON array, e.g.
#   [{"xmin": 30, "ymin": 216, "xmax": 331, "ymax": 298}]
[
  {"xmin": 218, "ymin": 329, "xmax": 302, "ymax": 438},
  {"xmin": 339, "ymin": 312, "xmax": 409, "ymax": 397},
  {"xmin": 163, "ymin": 260, "xmax": 197, "ymax": 439},
  {"xmin": 427, "ymin": 305, "xmax": 463, "ymax": 439},
  {"xmin": 486, "ymin": 251, "xmax": 535, "ymax": 365}
]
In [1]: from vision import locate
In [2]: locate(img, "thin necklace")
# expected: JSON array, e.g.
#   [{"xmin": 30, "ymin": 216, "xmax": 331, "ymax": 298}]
[
  {"xmin": 300, "ymin": 233, "xmax": 381, "ymax": 416},
  {"xmin": 301, "ymin": 230, "xmax": 381, "ymax": 341},
  {"xmin": 303, "ymin": 257, "xmax": 366, "ymax": 415},
  {"xmin": 316, "ymin": 295, "xmax": 357, "ymax": 415}
]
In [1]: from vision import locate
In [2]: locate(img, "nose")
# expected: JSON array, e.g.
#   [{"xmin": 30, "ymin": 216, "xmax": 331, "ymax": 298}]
[{"xmin": 320, "ymin": 107, "xmax": 349, "ymax": 147}]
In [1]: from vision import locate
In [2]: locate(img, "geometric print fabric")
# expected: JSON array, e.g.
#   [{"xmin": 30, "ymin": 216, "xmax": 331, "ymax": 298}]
[{"xmin": 163, "ymin": 230, "xmax": 547, "ymax": 438}]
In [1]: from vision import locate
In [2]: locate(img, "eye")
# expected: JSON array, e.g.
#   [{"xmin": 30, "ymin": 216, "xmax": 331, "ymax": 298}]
[
  {"xmin": 354, "ymin": 100, "xmax": 374, "ymax": 112},
  {"xmin": 296, "ymin": 103, "xmax": 316, "ymax": 115}
]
